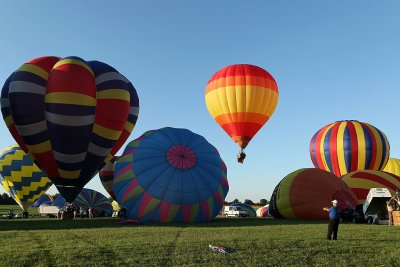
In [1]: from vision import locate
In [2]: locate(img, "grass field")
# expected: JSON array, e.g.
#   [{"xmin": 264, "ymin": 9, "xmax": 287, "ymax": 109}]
[{"xmin": 1, "ymin": 207, "xmax": 400, "ymax": 267}]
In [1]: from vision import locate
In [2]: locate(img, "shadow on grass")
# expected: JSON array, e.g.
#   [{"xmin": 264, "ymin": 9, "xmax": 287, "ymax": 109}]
[{"xmin": 0, "ymin": 217, "xmax": 327, "ymax": 231}]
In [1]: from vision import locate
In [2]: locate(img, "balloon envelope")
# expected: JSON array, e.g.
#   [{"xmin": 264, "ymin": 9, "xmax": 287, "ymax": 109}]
[
  {"xmin": 205, "ymin": 64, "xmax": 278, "ymax": 149},
  {"xmin": 32, "ymin": 194, "xmax": 53, "ymax": 207},
  {"xmin": 341, "ymin": 170, "xmax": 400, "ymax": 205},
  {"xmin": 310, "ymin": 120, "xmax": 390, "ymax": 177},
  {"xmin": 0, "ymin": 145, "xmax": 52, "ymax": 211},
  {"xmin": 99, "ymin": 156, "xmax": 118, "ymax": 200},
  {"xmin": 1, "ymin": 56, "xmax": 139, "ymax": 202},
  {"xmin": 382, "ymin": 158, "xmax": 400, "ymax": 176},
  {"xmin": 269, "ymin": 168, "xmax": 357, "ymax": 220},
  {"xmin": 256, "ymin": 205, "xmax": 269, "ymax": 217},
  {"xmin": 114, "ymin": 127, "xmax": 229, "ymax": 223},
  {"xmin": 72, "ymin": 188, "xmax": 113, "ymax": 217}
]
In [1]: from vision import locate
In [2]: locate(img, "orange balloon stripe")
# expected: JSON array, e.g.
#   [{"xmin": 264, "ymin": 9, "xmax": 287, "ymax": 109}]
[
  {"xmin": 206, "ymin": 75, "xmax": 278, "ymax": 94},
  {"xmin": 215, "ymin": 112, "xmax": 269, "ymax": 125}
]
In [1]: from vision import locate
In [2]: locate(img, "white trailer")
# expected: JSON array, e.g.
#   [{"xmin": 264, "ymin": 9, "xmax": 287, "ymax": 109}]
[
  {"xmin": 363, "ymin": 188, "xmax": 392, "ymax": 224},
  {"xmin": 38, "ymin": 205, "xmax": 60, "ymax": 218}
]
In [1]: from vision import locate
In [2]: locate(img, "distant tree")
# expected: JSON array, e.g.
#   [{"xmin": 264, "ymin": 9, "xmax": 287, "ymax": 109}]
[
  {"xmin": 232, "ymin": 198, "xmax": 240, "ymax": 203},
  {"xmin": 259, "ymin": 199, "xmax": 269, "ymax": 206},
  {"xmin": 223, "ymin": 200, "xmax": 230, "ymax": 205},
  {"xmin": 244, "ymin": 199, "xmax": 254, "ymax": 205}
]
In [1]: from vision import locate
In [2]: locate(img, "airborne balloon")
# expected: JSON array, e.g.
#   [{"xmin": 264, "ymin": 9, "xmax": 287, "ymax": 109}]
[{"xmin": 205, "ymin": 64, "xmax": 278, "ymax": 163}]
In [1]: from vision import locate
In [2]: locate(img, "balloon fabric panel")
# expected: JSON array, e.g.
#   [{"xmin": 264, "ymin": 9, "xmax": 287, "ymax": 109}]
[
  {"xmin": 205, "ymin": 64, "xmax": 278, "ymax": 149},
  {"xmin": 0, "ymin": 145, "xmax": 52, "ymax": 211},
  {"xmin": 1, "ymin": 56, "xmax": 139, "ymax": 202},
  {"xmin": 383, "ymin": 158, "xmax": 400, "ymax": 176},
  {"xmin": 341, "ymin": 170, "xmax": 400, "ymax": 205},
  {"xmin": 114, "ymin": 127, "xmax": 228, "ymax": 223},
  {"xmin": 310, "ymin": 121, "xmax": 389, "ymax": 177}
]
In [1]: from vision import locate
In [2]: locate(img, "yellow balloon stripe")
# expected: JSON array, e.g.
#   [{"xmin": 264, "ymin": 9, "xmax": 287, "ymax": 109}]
[
  {"xmin": 319, "ymin": 123, "xmax": 335, "ymax": 172},
  {"xmin": 93, "ymin": 123, "xmax": 121, "ymax": 141},
  {"xmin": 4, "ymin": 115, "xmax": 14, "ymax": 127},
  {"xmin": 278, "ymin": 169, "xmax": 305, "ymax": 218},
  {"xmin": 28, "ymin": 141, "xmax": 52, "ymax": 154},
  {"xmin": 367, "ymin": 124, "xmax": 383, "ymax": 170},
  {"xmin": 17, "ymin": 63, "xmax": 50, "ymax": 80},
  {"xmin": 58, "ymin": 169, "xmax": 81, "ymax": 179},
  {"xmin": 343, "ymin": 177, "xmax": 390, "ymax": 190},
  {"xmin": 383, "ymin": 158, "xmax": 400, "ymax": 176},
  {"xmin": 53, "ymin": 59, "xmax": 94, "ymax": 77},
  {"xmin": 45, "ymin": 92, "xmax": 96, "ymax": 106},
  {"xmin": 205, "ymin": 86, "xmax": 278, "ymax": 117},
  {"xmin": 142, "ymin": 198, "xmax": 161, "ymax": 217},
  {"xmin": 124, "ymin": 121, "xmax": 135, "ymax": 133},
  {"xmin": 167, "ymin": 204, "xmax": 180, "ymax": 222},
  {"xmin": 97, "ymin": 89, "xmax": 130, "ymax": 101},
  {"xmin": 336, "ymin": 122, "xmax": 347, "ymax": 176},
  {"xmin": 353, "ymin": 121, "xmax": 366, "ymax": 170}
]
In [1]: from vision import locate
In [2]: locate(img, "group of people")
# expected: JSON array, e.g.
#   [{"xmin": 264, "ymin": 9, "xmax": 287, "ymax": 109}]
[{"xmin": 57, "ymin": 205, "xmax": 94, "ymax": 220}]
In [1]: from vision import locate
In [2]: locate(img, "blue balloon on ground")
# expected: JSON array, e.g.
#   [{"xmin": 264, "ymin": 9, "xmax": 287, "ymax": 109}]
[{"xmin": 113, "ymin": 127, "xmax": 229, "ymax": 223}]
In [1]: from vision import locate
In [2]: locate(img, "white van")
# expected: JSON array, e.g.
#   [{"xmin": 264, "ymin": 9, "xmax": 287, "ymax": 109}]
[{"xmin": 224, "ymin": 206, "xmax": 248, "ymax": 217}]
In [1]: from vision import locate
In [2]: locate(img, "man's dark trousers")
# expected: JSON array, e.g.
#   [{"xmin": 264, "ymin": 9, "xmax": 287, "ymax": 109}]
[{"xmin": 327, "ymin": 219, "xmax": 340, "ymax": 240}]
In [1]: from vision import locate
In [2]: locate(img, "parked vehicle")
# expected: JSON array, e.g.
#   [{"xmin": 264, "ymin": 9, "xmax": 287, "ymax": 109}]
[
  {"xmin": 38, "ymin": 205, "xmax": 60, "ymax": 218},
  {"xmin": 363, "ymin": 188, "xmax": 392, "ymax": 224},
  {"xmin": 224, "ymin": 206, "xmax": 248, "ymax": 217}
]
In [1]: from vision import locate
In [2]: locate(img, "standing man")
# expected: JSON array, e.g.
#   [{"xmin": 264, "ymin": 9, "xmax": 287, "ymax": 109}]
[
  {"xmin": 386, "ymin": 200, "xmax": 394, "ymax": 225},
  {"xmin": 323, "ymin": 199, "xmax": 340, "ymax": 240}
]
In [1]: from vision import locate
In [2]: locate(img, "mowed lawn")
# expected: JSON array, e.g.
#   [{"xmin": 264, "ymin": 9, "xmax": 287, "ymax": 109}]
[{"xmin": 0, "ymin": 212, "xmax": 399, "ymax": 266}]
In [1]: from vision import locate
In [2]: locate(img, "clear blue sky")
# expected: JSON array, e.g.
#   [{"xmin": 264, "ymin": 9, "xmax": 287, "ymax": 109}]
[{"xmin": 1, "ymin": 1, "xmax": 400, "ymax": 202}]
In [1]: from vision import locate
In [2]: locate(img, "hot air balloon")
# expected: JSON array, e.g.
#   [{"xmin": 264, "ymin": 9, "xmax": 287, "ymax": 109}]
[
  {"xmin": 99, "ymin": 156, "xmax": 118, "ymax": 200},
  {"xmin": 205, "ymin": 64, "xmax": 279, "ymax": 163},
  {"xmin": 32, "ymin": 194, "xmax": 53, "ymax": 208},
  {"xmin": 72, "ymin": 188, "xmax": 113, "ymax": 217},
  {"xmin": 269, "ymin": 168, "xmax": 357, "ymax": 220},
  {"xmin": 256, "ymin": 205, "xmax": 269, "ymax": 217},
  {"xmin": 1, "ymin": 56, "xmax": 139, "ymax": 202},
  {"xmin": 0, "ymin": 145, "xmax": 52, "ymax": 213},
  {"xmin": 310, "ymin": 120, "xmax": 390, "ymax": 177},
  {"xmin": 230, "ymin": 203, "xmax": 256, "ymax": 217},
  {"xmin": 383, "ymin": 158, "xmax": 400, "ymax": 176},
  {"xmin": 114, "ymin": 127, "xmax": 229, "ymax": 223},
  {"xmin": 341, "ymin": 170, "xmax": 400, "ymax": 205}
]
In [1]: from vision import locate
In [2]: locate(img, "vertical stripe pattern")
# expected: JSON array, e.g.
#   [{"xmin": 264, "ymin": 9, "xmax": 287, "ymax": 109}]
[{"xmin": 310, "ymin": 120, "xmax": 390, "ymax": 177}]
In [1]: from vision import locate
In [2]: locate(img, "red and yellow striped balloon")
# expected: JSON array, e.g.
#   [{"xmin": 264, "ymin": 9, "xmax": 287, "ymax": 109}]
[
  {"xmin": 205, "ymin": 64, "xmax": 278, "ymax": 150},
  {"xmin": 341, "ymin": 170, "xmax": 400, "ymax": 205},
  {"xmin": 310, "ymin": 120, "xmax": 390, "ymax": 177}
]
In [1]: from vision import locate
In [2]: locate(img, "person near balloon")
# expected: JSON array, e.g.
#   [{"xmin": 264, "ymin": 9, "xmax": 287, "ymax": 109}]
[
  {"xmin": 323, "ymin": 200, "xmax": 340, "ymax": 240},
  {"xmin": 88, "ymin": 207, "xmax": 94, "ymax": 219},
  {"xmin": 386, "ymin": 200, "xmax": 394, "ymax": 225}
]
